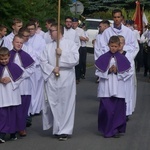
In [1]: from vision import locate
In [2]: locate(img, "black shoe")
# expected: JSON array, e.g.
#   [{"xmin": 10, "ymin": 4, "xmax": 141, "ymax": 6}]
[
  {"xmin": 113, "ymin": 133, "xmax": 120, "ymax": 138},
  {"xmin": 144, "ymin": 72, "xmax": 147, "ymax": 77},
  {"xmin": 76, "ymin": 80, "xmax": 80, "ymax": 84},
  {"xmin": 26, "ymin": 122, "xmax": 32, "ymax": 127},
  {"xmin": 10, "ymin": 133, "xmax": 17, "ymax": 141},
  {"xmin": 0, "ymin": 138, "xmax": 5, "ymax": 143},
  {"xmin": 26, "ymin": 116, "xmax": 32, "ymax": 127},
  {"xmin": 126, "ymin": 116, "xmax": 129, "ymax": 122},
  {"xmin": 0, "ymin": 133, "xmax": 6, "ymax": 143},
  {"xmin": 81, "ymin": 74, "xmax": 85, "ymax": 79},
  {"xmin": 58, "ymin": 134, "xmax": 68, "ymax": 141},
  {"xmin": 95, "ymin": 77, "xmax": 99, "ymax": 83}
]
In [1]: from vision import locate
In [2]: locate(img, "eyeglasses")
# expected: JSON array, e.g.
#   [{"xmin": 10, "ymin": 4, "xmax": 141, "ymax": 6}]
[
  {"xmin": 49, "ymin": 30, "xmax": 57, "ymax": 33},
  {"xmin": 28, "ymin": 28, "xmax": 35, "ymax": 31}
]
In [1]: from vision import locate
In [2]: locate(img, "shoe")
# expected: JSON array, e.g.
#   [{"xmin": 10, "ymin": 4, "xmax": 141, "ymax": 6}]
[
  {"xmin": 76, "ymin": 80, "xmax": 80, "ymax": 84},
  {"xmin": 19, "ymin": 130, "xmax": 27, "ymax": 137},
  {"xmin": 10, "ymin": 134, "xmax": 17, "ymax": 141},
  {"xmin": 26, "ymin": 115, "xmax": 32, "ymax": 127},
  {"xmin": 81, "ymin": 74, "xmax": 85, "ymax": 79},
  {"xmin": 0, "ymin": 138, "xmax": 5, "ymax": 143},
  {"xmin": 58, "ymin": 134, "xmax": 68, "ymax": 141},
  {"xmin": 144, "ymin": 72, "xmax": 147, "ymax": 77},
  {"xmin": 26, "ymin": 122, "xmax": 32, "ymax": 127},
  {"xmin": 95, "ymin": 77, "xmax": 99, "ymax": 83},
  {"xmin": 126, "ymin": 116, "xmax": 129, "ymax": 122},
  {"xmin": 113, "ymin": 133, "xmax": 120, "ymax": 138}
]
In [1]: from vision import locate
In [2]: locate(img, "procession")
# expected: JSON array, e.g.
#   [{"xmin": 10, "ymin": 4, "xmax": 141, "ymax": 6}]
[{"xmin": 0, "ymin": 0, "xmax": 150, "ymax": 149}]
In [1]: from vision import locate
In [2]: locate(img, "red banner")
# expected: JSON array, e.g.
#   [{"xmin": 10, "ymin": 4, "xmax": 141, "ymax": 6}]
[{"xmin": 132, "ymin": 1, "xmax": 143, "ymax": 34}]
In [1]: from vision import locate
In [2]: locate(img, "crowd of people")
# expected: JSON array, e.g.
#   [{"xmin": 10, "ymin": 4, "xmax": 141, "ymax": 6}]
[{"xmin": 0, "ymin": 8, "xmax": 149, "ymax": 143}]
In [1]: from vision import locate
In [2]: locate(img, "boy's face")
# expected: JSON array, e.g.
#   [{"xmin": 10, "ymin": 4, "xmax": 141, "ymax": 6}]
[
  {"xmin": 12, "ymin": 37, "xmax": 24, "ymax": 51},
  {"xmin": 12, "ymin": 22, "xmax": 23, "ymax": 34},
  {"xmin": 49, "ymin": 26, "xmax": 58, "ymax": 40},
  {"xmin": 119, "ymin": 38, "xmax": 125, "ymax": 51},
  {"xmin": 0, "ymin": 55, "xmax": 10, "ymax": 65},
  {"xmin": 0, "ymin": 28, "xmax": 7, "ymax": 38},
  {"xmin": 65, "ymin": 18, "xmax": 73, "ymax": 29},
  {"xmin": 109, "ymin": 43, "xmax": 120, "ymax": 53},
  {"xmin": 45, "ymin": 22, "xmax": 52, "ymax": 30},
  {"xmin": 99, "ymin": 23, "xmax": 107, "ymax": 33},
  {"xmin": 27, "ymin": 25, "xmax": 36, "ymax": 36},
  {"xmin": 72, "ymin": 22, "xmax": 78, "ymax": 29},
  {"xmin": 22, "ymin": 31, "xmax": 30, "ymax": 42}
]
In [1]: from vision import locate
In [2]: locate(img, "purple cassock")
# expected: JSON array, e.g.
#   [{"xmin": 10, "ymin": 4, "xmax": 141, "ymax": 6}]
[
  {"xmin": 95, "ymin": 51, "xmax": 131, "ymax": 73},
  {"xmin": 0, "ymin": 62, "xmax": 23, "ymax": 81},
  {"xmin": 10, "ymin": 49, "xmax": 35, "ymax": 131},
  {"xmin": 10, "ymin": 49, "xmax": 35, "ymax": 69},
  {"xmin": 0, "ymin": 62, "xmax": 23, "ymax": 134},
  {"xmin": 95, "ymin": 51, "xmax": 131, "ymax": 138}
]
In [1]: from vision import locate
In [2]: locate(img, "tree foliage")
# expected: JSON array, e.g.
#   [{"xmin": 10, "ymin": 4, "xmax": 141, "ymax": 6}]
[
  {"xmin": 79, "ymin": 0, "xmax": 150, "ymax": 21},
  {"xmin": 0, "ymin": 0, "xmax": 150, "ymax": 31},
  {"xmin": 0, "ymin": 0, "xmax": 72, "ymax": 31}
]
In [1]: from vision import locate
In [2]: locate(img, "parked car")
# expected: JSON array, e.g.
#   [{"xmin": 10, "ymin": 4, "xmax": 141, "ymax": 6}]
[{"xmin": 85, "ymin": 18, "xmax": 113, "ymax": 53}]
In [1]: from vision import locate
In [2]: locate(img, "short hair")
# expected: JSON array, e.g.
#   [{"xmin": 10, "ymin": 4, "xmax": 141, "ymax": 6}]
[
  {"xmin": 51, "ymin": 23, "xmax": 64, "ymax": 35},
  {"xmin": 12, "ymin": 18, "xmax": 23, "ymax": 25},
  {"xmin": 26, "ymin": 22, "xmax": 36, "ymax": 28},
  {"xmin": 18, "ymin": 27, "xmax": 30, "ymax": 35},
  {"xmin": 0, "ymin": 47, "xmax": 10, "ymax": 56},
  {"xmin": 0, "ymin": 24, "xmax": 7, "ymax": 31},
  {"xmin": 108, "ymin": 36, "xmax": 120, "ymax": 45},
  {"xmin": 65, "ymin": 16, "xmax": 73, "ymax": 21},
  {"xmin": 118, "ymin": 35, "xmax": 125, "ymax": 43},
  {"xmin": 99, "ymin": 20, "xmax": 110, "ymax": 26},
  {"xmin": 112, "ymin": 9, "xmax": 122, "ymax": 16},
  {"xmin": 72, "ymin": 18, "xmax": 79, "ymax": 22},
  {"xmin": 29, "ymin": 18, "xmax": 39, "ymax": 23},
  {"xmin": 118, "ymin": 35, "xmax": 125, "ymax": 39},
  {"xmin": 45, "ymin": 18, "xmax": 56, "ymax": 24},
  {"xmin": 13, "ymin": 34, "xmax": 24, "ymax": 42}
]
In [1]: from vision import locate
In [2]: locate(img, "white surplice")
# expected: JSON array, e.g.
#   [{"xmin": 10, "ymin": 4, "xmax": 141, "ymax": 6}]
[
  {"xmin": 101, "ymin": 24, "xmax": 139, "ymax": 58},
  {"xmin": 64, "ymin": 27, "xmax": 80, "ymax": 48},
  {"xmin": 27, "ymin": 33, "xmax": 46, "ymax": 115},
  {"xmin": 124, "ymin": 52, "xmax": 137, "ymax": 115},
  {"xmin": 96, "ymin": 57, "xmax": 131, "ymax": 98},
  {"xmin": 43, "ymin": 31, "xmax": 53, "ymax": 44},
  {"xmin": 3, "ymin": 32, "xmax": 28, "ymax": 51},
  {"xmin": 11, "ymin": 53, "xmax": 35, "ymax": 95},
  {"xmin": 0, "ymin": 67, "xmax": 23, "ymax": 107},
  {"xmin": 40, "ymin": 37, "xmax": 79, "ymax": 135}
]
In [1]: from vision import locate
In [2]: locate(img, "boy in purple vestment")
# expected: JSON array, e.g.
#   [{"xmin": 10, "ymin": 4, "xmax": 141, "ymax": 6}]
[
  {"xmin": 9, "ymin": 34, "xmax": 35, "ymax": 137},
  {"xmin": 95, "ymin": 36, "xmax": 131, "ymax": 138},
  {"xmin": 0, "ymin": 47, "xmax": 24, "ymax": 143}
]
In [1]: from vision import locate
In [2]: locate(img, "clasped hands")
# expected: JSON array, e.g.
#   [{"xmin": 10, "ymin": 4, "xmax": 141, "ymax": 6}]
[
  {"xmin": 0, "ymin": 77, "xmax": 11, "ymax": 84},
  {"xmin": 109, "ymin": 65, "xmax": 117, "ymax": 74}
]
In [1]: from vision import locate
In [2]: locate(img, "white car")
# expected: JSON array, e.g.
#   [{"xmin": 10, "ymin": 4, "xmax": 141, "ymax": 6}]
[{"xmin": 85, "ymin": 18, "xmax": 113, "ymax": 53}]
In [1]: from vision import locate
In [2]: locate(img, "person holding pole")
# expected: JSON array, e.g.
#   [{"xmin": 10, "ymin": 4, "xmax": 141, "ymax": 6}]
[{"xmin": 40, "ymin": 23, "xmax": 79, "ymax": 141}]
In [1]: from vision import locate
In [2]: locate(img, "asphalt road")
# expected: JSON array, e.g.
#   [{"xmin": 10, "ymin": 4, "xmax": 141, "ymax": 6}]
[{"xmin": 1, "ymin": 54, "xmax": 150, "ymax": 150}]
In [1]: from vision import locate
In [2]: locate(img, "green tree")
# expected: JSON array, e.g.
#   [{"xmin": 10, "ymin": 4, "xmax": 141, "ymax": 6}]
[{"xmin": 0, "ymin": 0, "xmax": 72, "ymax": 31}]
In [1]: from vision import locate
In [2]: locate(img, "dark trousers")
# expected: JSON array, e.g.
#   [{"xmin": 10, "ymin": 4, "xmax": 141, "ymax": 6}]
[
  {"xmin": 143, "ymin": 45, "xmax": 150, "ymax": 76},
  {"xmin": 143, "ymin": 50, "xmax": 149, "ymax": 74},
  {"xmin": 75, "ymin": 47, "xmax": 87, "ymax": 80},
  {"xmin": 80, "ymin": 47, "xmax": 87, "ymax": 76},
  {"xmin": 135, "ymin": 43, "xmax": 143, "ymax": 72}
]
